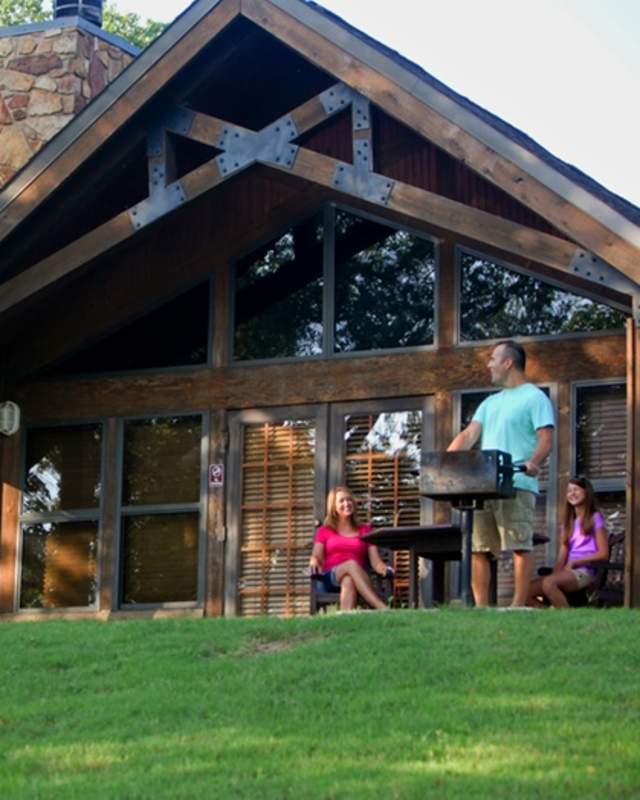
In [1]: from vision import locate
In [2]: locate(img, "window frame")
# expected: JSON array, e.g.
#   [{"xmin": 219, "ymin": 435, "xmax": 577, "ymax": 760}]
[
  {"xmin": 114, "ymin": 410, "xmax": 209, "ymax": 611},
  {"xmin": 224, "ymin": 404, "xmax": 329, "ymax": 616},
  {"xmin": 570, "ymin": 378, "xmax": 626, "ymax": 494},
  {"xmin": 454, "ymin": 245, "xmax": 628, "ymax": 347},
  {"xmin": 229, "ymin": 203, "xmax": 440, "ymax": 366},
  {"xmin": 17, "ymin": 418, "xmax": 107, "ymax": 613}
]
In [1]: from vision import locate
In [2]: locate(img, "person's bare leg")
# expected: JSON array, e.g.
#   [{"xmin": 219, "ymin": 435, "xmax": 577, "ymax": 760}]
[
  {"xmin": 512, "ymin": 550, "xmax": 534, "ymax": 607},
  {"xmin": 471, "ymin": 553, "xmax": 491, "ymax": 607},
  {"xmin": 526, "ymin": 577, "xmax": 546, "ymax": 608},
  {"xmin": 541, "ymin": 570, "xmax": 579, "ymax": 609},
  {"xmin": 334, "ymin": 561, "xmax": 386, "ymax": 609},
  {"xmin": 340, "ymin": 575, "xmax": 357, "ymax": 610}
]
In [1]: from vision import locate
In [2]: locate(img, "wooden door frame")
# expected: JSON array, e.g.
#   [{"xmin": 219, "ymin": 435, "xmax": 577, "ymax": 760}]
[{"xmin": 224, "ymin": 403, "xmax": 328, "ymax": 615}]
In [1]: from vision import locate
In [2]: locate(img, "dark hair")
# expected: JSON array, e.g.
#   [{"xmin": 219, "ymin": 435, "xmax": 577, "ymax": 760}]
[
  {"xmin": 562, "ymin": 476, "xmax": 599, "ymax": 541},
  {"xmin": 496, "ymin": 340, "xmax": 526, "ymax": 372},
  {"xmin": 323, "ymin": 485, "xmax": 361, "ymax": 531}
]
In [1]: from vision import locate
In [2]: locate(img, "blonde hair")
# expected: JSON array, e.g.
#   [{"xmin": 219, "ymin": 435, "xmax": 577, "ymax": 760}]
[{"xmin": 323, "ymin": 486, "xmax": 361, "ymax": 531}]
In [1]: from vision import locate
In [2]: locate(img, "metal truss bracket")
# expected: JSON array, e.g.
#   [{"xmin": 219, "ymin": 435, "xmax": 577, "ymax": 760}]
[
  {"xmin": 352, "ymin": 93, "xmax": 371, "ymax": 130},
  {"xmin": 353, "ymin": 138, "xmax": 372, "ymax": 171},
  {"xmin": 215, "ymin": 116, "xmax": 299, "ymax": 178},
  {"xmin": 570, "ymin": 248, "xmax": 640, "ymax": 324},
  {"xmin": 128, "ymin": 181, "xmax": 187, "ymax": 230},
  {"xmin": 319, "ymin": 82, "xmax": 355, "ymax": 114},
  {"xmin": 148, "ymin": 161, "xmax": 166, "ymax": 193},
  {"xmin": 163, "ymin": 105, "xmax": 195, "ymax": 138},
  {"xmin": 146, "ymin": 106, "xmax": 195, "ymax": 157},
  {"xmin": 331, "ymin": 162, "xmax": 394, "ymax": 205}
]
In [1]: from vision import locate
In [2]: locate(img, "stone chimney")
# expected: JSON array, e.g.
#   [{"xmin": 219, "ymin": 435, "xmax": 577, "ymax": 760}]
[{"xmin": 0, "ymin": 6, "xmax": 138, "ymax": 189}]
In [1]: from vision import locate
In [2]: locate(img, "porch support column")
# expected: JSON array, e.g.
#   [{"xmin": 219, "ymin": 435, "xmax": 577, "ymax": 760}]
[
  {"xmin": 626, "ymin": 319, "xmax": 640, "ymax": 607},
  {"xmin": 0, "ymin": 428, "xmax": 21, "ymax": 613}
]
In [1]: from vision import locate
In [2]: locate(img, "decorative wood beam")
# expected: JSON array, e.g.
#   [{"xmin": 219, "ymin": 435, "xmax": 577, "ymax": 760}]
[
  {"xmin": 240, "ymin": 0, "xmax": 640, "ymax": 279},
  {"xmin": 2, "ymin": 102, "xmax": 635, "ymax": 318},
  {"xmin": 12, "ymin": 335, "xmax": 626, "ymax": 422}
]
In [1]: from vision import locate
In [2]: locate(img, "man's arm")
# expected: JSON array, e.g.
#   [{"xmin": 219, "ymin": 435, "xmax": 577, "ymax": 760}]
[
  {"xmin": 447, "ymin": 420, "xmax": 481, "ymax": 452},
  {"xmin": 523, "ymin": 426, "xmax": 553, "ymax": 477}
]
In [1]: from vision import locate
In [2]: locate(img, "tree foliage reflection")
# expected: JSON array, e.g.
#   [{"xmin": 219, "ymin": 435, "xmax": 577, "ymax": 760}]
[{"xmin": 460, "ymin": 254, "xmax": 626, "ymax": 341}]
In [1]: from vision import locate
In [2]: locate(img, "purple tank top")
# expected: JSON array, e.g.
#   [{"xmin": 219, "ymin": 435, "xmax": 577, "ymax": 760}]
[{"xmin": 567, "ymin": 512, "xmax": 605, "ymax": 577}]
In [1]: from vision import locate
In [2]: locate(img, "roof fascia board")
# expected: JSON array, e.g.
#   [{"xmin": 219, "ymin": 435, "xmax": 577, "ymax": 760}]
[
  {"xmin": 263, "ymin": 0, "xmax": 640, "ymax": 248},
  {"xmin": 0, "ymin": 0, "xmax": 225, "ymax": 217}
]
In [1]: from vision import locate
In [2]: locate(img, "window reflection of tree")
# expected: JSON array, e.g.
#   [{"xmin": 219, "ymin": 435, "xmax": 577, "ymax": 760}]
[
  {"xmin": 123, "ymin": 416, "xmax": 201, "ymax": 506},
  {"xmin": 24, "ymin": 427, "xmax": 102, "ymax": 513},
  {"xmin": 460, "ymin": 254, "xmax": 626, "ymax": 341},
  {"xmin": 335, "ymin": 211, "xmax": 435, "ymax": 352},
  {"xmin": 345, "ymin": 411, "xmax": 422, "ymax": 527},
  {"xmin": 234, "ymin": 215, "xmax": 324, "ymax": 360}
]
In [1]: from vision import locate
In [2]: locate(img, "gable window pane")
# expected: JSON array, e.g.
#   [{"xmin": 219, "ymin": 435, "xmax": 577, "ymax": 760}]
[
  {"xmin": 334, "ymin": 211, "xmax": 435, "ymax": 352},
  {"xmin": 51, "ymin": 283, "xmax": 210, "ymax": 376},
  {"xmin": 123, "ymin": 416, "xmax": 201, "ymax": 506},
  {"xmin": 460, "ymin": 252, "xmax": 625, "ymax": 341},
  {"xmin": 24, "ymin": 424, "xmax": 102, "ymax": 513},
  {"xmin": 234, "ymin": 214, "xmax": 324, "ymax": 360}
]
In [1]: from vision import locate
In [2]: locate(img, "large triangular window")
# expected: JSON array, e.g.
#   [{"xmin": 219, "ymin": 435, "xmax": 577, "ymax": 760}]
[
  {"xmin": 52, "ymin": 282, "xmax": 210, "ymax": 376},
  {"xmin": 459, "ymin": 251, "xmax": 626, "ymax": 341}
]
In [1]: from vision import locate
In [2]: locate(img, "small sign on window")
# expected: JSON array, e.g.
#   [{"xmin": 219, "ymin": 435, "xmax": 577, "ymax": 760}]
[{"xmin": 209, "ymin": 463, "xmax": 224, "ymax": 488}]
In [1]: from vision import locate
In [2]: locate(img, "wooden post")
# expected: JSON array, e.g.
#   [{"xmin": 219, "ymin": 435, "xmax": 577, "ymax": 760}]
[
  {"xmin": 436, "ymin": 235, "xmax": 456, "ymax": 349},
  {"xmin": 0, "ymin": 429, "xmax": 21, "ymax": 613},
  {"xmin": 625, "ymin": 319, "xmax": 640, "ymax": 607},
  {"xmin": 205, "ymin": 409, "xmax": 227, "ymax": 615},
  {"xmin": 98, "ymin": 418, "xmax": 119, "ymax": 612},
  {"xmin": 555, "ymin": 381, "xmax": 572, "ymax": 556}
]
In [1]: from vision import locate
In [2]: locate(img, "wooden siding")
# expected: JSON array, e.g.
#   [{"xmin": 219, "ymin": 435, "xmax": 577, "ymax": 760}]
[{"xmin": 12, "ymin": 336, "xmax": 626, "ymax": 422}]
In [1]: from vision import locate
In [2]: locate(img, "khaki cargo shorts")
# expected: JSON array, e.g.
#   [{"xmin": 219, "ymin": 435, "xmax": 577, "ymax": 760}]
[{"xmin": 472, "ymin": 489, "xmax": 535, "ymax": 557}]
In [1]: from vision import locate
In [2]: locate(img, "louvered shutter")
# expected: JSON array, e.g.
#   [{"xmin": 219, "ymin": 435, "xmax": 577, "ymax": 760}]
[{"xmin": 238, "ymin": 420, "xmax": 316, "ymax": 616}]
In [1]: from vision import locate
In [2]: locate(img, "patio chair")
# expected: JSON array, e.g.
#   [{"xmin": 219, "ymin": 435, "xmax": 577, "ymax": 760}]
[
  {"xmin": 536, "ymin": 531, "xmax": 625, "ymax": 608},
  {"xmin": 309, "ymin": 560, "xmax": 394, "ymax": 614}
]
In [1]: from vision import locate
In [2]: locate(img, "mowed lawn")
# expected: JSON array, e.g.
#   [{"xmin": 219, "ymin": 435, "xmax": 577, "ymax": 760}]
[{"xmin": 0, "ymin": 609, "xmax": 638, "ymax": 799}]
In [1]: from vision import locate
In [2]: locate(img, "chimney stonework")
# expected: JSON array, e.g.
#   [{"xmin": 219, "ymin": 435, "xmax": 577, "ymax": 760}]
[{"xmin": 0, "ymin": 25, "xmax": 135, "ymax": 188}]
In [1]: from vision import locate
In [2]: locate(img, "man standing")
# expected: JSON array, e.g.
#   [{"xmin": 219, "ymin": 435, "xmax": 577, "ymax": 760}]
[{"xmin": 447, "ymin": 340, "xmax": 554, "ymax": 607}]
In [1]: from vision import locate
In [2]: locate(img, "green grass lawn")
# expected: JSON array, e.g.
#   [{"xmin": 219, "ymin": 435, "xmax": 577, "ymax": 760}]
[{"xmin": 0, "ymin": 609, "xmax": 638, "ymax": 799}]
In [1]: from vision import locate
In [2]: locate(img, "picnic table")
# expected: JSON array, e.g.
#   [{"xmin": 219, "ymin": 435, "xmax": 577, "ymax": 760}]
[{"xmin": 363, "ymin": 525, "xmax": 549, "ymax": 607}]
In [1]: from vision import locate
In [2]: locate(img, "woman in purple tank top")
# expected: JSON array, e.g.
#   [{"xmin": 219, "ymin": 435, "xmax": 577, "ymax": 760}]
[{"xmin": 527, "ymin": 476, "xmax": 608, "ymax": 608}]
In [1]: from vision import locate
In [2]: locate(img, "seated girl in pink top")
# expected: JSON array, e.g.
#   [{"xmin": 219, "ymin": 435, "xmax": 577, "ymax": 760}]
[
  {"xmin": 527, "ymin": 476, "xmax": 608, "ymax": 608},
  {"xmin": 309, "ymin": 486, "xmax": 391, "ymax": 611}
]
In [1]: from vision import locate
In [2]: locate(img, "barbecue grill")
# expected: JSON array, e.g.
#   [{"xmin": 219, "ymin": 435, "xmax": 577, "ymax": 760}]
[{"xmin": 420, "ymin": 449, "xmax": 522, "ymax": 605}]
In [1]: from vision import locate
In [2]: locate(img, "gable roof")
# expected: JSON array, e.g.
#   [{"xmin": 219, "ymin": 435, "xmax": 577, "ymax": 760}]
[{"xmin": 0, "ymin": 0, "xmax": 638, "ymax": 284}]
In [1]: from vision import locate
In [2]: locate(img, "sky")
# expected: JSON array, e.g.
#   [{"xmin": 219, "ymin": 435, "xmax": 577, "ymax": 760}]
[{"xmin": 112, "ymin": 0, "xmax": 640, "ymax": 208}]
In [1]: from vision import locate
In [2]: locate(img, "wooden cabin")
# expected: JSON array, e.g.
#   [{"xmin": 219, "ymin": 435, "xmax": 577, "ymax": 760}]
[{"xmin": 0, "ymin": 0, "xmax": 638, "ymax": 616}]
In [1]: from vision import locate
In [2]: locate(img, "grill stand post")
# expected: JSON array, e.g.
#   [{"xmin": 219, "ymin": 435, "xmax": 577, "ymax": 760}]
[{"xmin": 452, "ymin": 499, "xmax": 483, "ymax": 608}]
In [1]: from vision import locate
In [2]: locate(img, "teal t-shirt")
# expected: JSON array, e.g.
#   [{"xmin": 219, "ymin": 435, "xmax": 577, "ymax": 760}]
[{"xmin": 472, "ymin": 383, "xmax": 554, "ymax": 493}]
